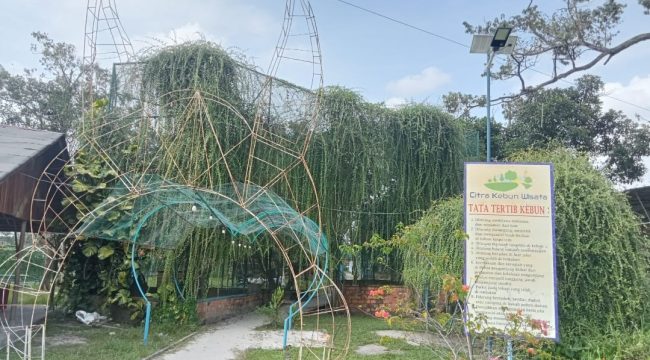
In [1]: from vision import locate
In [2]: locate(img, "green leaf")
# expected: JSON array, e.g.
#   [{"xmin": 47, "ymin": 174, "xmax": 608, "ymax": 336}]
[
  {"xmin": 97, "ymin": 245, "xmax": 115, "ymax": 260},
  {"xmin": 71, "ymin": 179, "xmax": 90, "ymax": 193},
  {"xmin": 107, "ymin": 211, "xmax": 121, "ymax": 222},
  {"xmin": 87, "ymin": 163, "xmax": 103, "ymax": 178},
  {"xmin": 82, "ymin": 243, "xmax": 98, "ymax": 257},
  {"xmin": 103, "ymin": 169, "xmax": 118, "ymax": 177},
  {"xmin": 119, "ymin": 201, "xmax": 134, "ymax": 210},
  {"xmin": 63, "ymin": 165, "xmax": 75, "ymax": 177},
  {"xmin": 118, "ymin": 271, "xmax": 128, "ymax": 286},
  {"xmin": 101, "ymin": 229, "xmax": 116, "ymax": 237}
]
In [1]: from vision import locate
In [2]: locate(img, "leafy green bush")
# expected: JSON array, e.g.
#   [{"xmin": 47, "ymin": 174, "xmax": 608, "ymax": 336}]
[
  {"xmin": 399, "ymin": 148, "xmax": 650, "ymax": 356},
  {"xmin": 151, "ymin": 285, "xmax": 198, "ymax": 326},
  {"xmin": 510, "ymin": 149, "xmax": 649, "ymax": 341},
  {"xmin": 256, "ymin": 287, "xmax": 285, "ymax": 328},
  {"xmin": 398, "ymin": 198, "xmax": 464, "ymax": 296},
  {"xmin": 56, "ymin": 133, "xmax": 147, "ymax": 320}
]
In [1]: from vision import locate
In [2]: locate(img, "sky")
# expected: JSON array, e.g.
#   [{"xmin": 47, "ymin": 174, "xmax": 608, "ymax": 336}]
[{"xmin": 1, "ymin": 0, "xmax": 649, "ymax": 184}]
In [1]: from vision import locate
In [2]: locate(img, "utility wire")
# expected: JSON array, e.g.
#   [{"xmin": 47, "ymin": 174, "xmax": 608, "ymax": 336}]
[
  {"xmin": 333, "ymin": 0, "xmax": 650, "ymax": 115},
  {"xmin": 333, "ymin": 0, "xmax": 468, "ymax": 48}
]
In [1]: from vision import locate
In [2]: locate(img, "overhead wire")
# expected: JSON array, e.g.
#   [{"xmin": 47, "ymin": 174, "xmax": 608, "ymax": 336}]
[{"xmin": 333, "ymin": 0, "xmax": 469, "ymax": 48}]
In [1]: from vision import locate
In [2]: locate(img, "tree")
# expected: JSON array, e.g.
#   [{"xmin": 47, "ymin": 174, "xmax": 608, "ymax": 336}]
[
  {"xmin": 463, "ymin": 0, "xmax": 650, "ymax": 99},
  {"xmin": 503, "ymin": 75, "xmax": 650, "ymax": 183},
  {"xmin": 0, "ymin": 32, "xmax": 107, "ymax": 133}
]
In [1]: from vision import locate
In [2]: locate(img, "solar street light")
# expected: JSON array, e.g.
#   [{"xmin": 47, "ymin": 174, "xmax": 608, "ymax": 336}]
[{"xmin": 470, "ymin": 28, "xmax": 517, "ymax": 162}]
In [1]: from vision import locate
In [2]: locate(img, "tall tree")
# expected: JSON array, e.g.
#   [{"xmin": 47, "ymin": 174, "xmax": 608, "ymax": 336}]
[
  {"xmin": 463, "ymin": 0, "xmax": 650, "ymax": 99},
  {"xmin": 503, "ymin": 75, "xmax": 650, "ymax": 183},
  {"xmin": 0, "ymin": 32, "xmax": 107, "ymax": 133}
]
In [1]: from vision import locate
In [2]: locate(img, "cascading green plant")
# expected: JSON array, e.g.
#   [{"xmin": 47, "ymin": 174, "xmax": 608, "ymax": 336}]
[
  {"xmin": 110, "ymin": 42, "xmax": 474, "ymax": 296},
  {"xmin": 399, "ymin": 147, "xmax": 650, "ymax": 354}
]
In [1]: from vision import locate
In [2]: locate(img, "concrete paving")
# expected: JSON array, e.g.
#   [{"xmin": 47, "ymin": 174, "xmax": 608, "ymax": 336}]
[{"xmin": 158, "ymin": 312, "xmax": 329, "ymax": 360}]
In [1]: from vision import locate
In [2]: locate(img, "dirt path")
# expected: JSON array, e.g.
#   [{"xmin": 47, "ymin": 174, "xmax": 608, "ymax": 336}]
[{"xmin": 156, "ymin": 312, "xmax": 328, "ymax": 360}]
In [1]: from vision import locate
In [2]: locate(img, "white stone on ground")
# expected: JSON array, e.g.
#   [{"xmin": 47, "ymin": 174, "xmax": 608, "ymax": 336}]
[
  {"xmin": 376, "ymin": 330, "xmax": 465, "ymax": 352},
  {"xmin": 376, "ymin": 330, "xmax": 439, "ymax": 346},
  {"xmin": 355, "ymin": 344, "xmax": 404, "ymax": 356}
]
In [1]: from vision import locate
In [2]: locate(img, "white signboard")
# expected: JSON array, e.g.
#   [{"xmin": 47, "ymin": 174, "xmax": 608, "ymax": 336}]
[{"xmin": 464, "ymin": 162, "xmax": 558, "ymax": 340}]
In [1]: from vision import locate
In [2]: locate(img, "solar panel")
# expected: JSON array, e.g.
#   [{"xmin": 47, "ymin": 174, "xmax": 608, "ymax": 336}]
[{"xmin": 470, "ymin": 34, "xmax": 518, "ymax": 54}]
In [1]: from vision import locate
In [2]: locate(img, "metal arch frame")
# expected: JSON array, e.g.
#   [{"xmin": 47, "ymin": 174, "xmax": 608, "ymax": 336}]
[
  {"xmin": 117, "ymin": 186, "xmax": 329, "ymax": 345},
  {"xmin": 0, "ymin": 0, "xmax": 354, "ymax": 358},
  {"xmin": 82, "ymin": 0, "xmax": 134, "ymax": 131}
]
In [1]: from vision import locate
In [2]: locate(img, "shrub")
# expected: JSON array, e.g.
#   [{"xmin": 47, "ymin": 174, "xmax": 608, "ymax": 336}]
[
  {"xmin": 257, "ymin": 287, "xmax": 285, "ymax": 328},
  {"xmin": 399, "ymin": 148, "xmax": 650, "ymax": 355}
]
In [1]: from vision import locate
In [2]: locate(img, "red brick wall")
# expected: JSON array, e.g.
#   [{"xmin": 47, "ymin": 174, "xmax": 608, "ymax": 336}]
[
  {"xmin": 341, "ymin": 285, "xmax": 413, "ymax": 313},
  {"xmin": 196, "ymin": 293, "xmax": 266, "ymax": 324}
]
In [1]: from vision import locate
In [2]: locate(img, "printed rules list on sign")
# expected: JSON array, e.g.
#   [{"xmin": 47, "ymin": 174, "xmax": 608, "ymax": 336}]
[{"xmin": 464, "ymin": 162, "xmax": 559, "ymax": 341}]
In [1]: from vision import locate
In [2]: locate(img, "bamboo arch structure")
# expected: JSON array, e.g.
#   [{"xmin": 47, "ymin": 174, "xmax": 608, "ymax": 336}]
[{"xmin": 0, "ymin": 1, "xmax": 352, "ymax": 359}]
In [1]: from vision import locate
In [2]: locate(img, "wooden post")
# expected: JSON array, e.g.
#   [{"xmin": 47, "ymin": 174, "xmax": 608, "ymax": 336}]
[
  {"xmin": 11, "ymin": 221, "xmax": 27, "ymax": 310},
  {"xmin": 16, "ymin": 221, "xmax": 26, "ymax": 284}
]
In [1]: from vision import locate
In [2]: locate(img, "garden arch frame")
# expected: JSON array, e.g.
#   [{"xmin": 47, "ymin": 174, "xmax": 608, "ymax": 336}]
[
  {"xmin": 0, "ymin": 0, "xmax": 352, "ymax": 357},
  {"xmin": 0, "ymin": 87, "xmax": 352, "ymax": 359}
]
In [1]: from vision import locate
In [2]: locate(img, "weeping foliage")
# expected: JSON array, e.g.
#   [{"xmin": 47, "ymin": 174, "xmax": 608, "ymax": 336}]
[
  {"xmin": 398, "ymin": 197, "xmax": 464, "ymax": 296},
  {"xmin": 103, "ymin": 41, "xmax": 471, "ymax": 297},
  {"xmin": 311, "ymin": 87, "xmax": 467, "ymax": 268},
  {"xmin": 141, "ymin": 41, "xmax": 243, "ymax": 100},
  {"xmin": 403, "ymin": 147, "xmax": 650, "ymax": 345},
  {"xmin": 138, "ymin": 44, "xmax": 259, "ymax": 299},
  {"xmin": 510, "ymin": 149, "xmax": 649, "ymax": 342}
]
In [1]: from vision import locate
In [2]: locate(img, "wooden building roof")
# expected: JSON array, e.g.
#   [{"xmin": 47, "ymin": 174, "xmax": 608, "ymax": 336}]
[
  {"xmin": 626, "ymin": 185, "xmax": 650, "ymax": 226},
  {"xmin": 0, "ymin": 126, "xmax": 69, "ymax": 231}
]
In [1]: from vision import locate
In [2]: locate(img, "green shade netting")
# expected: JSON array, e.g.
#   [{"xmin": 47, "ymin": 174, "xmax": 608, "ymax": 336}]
[{"xmin": 77, "ymin": 175, "xmax": 327, "ymax": 259}]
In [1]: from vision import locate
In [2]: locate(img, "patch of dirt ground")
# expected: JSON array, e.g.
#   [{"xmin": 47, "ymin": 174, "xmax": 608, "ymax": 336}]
[{"xmin": 48, "ymin": 334, "xmax": 88, "ymax": 346}]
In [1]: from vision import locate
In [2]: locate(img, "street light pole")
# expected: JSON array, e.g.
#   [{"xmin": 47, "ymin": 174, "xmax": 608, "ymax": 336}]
[
  {"xmin": 485, "ymin": 49, "xmax": 496, "ymax": 162},
  {"xmin": 486, "ymin": 53, "xmax": 491, "ymax": 162},
  {"xmin": 470, "ymin": 27, "xmax": 516, "ymax": 163},
  {"xmin": 470, "ymin": 27, "xmax": 517, "ymax": 359}
]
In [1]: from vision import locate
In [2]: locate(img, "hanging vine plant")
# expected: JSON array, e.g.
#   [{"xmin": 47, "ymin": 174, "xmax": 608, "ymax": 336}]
[
  {"xmin": 110, "ymin": 42, "xmax": 472, "ymax": 292},
  {"xmin": 310, "ymin": 87, "xmax": 466, "ymax": 278}
]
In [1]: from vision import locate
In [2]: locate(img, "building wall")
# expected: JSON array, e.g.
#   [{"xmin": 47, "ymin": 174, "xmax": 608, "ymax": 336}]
[
  {"xmin": 196, "ymin": 285, "xmax": 415, "ymax": 323},
  {"xmin": 196, "ymin": 292, "xmax": 266, "ymax": 324},
  {"xmin": 341, "ymin": 284, "xmax": 413, "ymax": 313}
]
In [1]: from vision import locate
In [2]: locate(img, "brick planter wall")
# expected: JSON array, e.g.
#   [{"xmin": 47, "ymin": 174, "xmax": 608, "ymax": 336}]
[
  {"xmin": 196, "ymin": 293, "xmax": 266, "ymax": 324},
  {"xmin": 341, "ymin": 284, "xmax": 413, "ymax": 313}
]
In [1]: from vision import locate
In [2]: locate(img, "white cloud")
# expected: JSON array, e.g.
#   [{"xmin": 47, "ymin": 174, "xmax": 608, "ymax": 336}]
[
  {"xmin": 386, "ymin": 67, "xmax": 451, "ymax": 97},
  {"xmin": 385, "ymin": 97, "xmax": 407, "ymax": 108},
  {"xmin": 134, "ymin": 23, "xmax": 222, "ymax": 51},
  {"xmin": 602, "ymin": 74, "xmax": 650, "ymax": 119},
  {"xmin": 107, "ymin": 0, "xmax": 279, "ymax": 65}
]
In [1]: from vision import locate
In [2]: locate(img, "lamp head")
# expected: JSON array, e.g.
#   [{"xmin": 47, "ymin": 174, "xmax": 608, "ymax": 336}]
[{"xmin": 490, "ymin": 27, "xmax": 512, "ymax": 50}]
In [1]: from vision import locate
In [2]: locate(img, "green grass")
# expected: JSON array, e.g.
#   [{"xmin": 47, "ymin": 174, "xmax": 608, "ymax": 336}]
[
  {"xmin": 240, "ymin": 314, "xmax": 459, "ymax": 360},
  {"xmin": 9, "ymin": 312, "xmax": 508, "ymax": 360},
  {"xmin": 6, "ymin": 286, "xmax": 50, "ymax": 305},
  {"xmin": 19, "ymin": 313, "xmax": 198, "ymax": 360}
]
